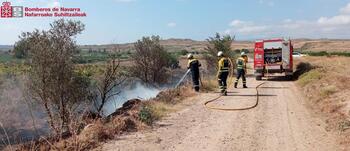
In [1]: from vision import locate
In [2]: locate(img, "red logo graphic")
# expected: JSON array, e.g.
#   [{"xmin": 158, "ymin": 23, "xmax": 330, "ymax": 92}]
[{"xmin": 1, "ymin": 2, "xmax": 13, "ymax": 18}]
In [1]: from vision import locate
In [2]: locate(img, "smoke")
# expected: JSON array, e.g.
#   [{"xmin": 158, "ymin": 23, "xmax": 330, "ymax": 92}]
[
  {"xmin": 0, "ymin": 76, "xmax": 48, "ymax": 148},
  {"xmin": 103, "ymin": 82, "xmax": 161, "ymax": 116}
]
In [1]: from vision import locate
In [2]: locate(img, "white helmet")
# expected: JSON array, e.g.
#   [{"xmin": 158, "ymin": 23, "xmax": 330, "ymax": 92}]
[
  {"xmin": 187, "ymin": 53, "xmax": 193, "ymax": 59},
  {"xmin": 217, "ymin": 51, "xmax": 224, "ymax": 57},
  {"xmin": 241, "ymin": 52, "xmax": 246, "ymax": 56}
]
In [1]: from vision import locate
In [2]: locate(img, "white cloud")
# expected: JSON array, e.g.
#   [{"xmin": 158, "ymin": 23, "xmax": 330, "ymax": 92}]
[
  {"xmin": 225, "ymin": 2, "xmax": 350, "ymax": 39},
  {"xmin": 318, "ymin": 15, "xmax": 350, "ymax": 26},
  {"xmin": 317, "ymin": 3, "xmax": 350, "ymax": 26},
  {"xmin": 229, "ymin": 20, "xmax": 246, "ymax": 27},
  {"xmin": 237, "ymin": 25, "xmax": 268, "ymax": 34},
  {"xmin": 340, "ymin": 3, "xmax": 350, "ymax": 14},
  {"xmin": 227, "ymin": 20, "xmax": 268, "ymax": 35},
  {"xmin": 167, "ymin": 22, "xmax": 177, "ymax": 27}
]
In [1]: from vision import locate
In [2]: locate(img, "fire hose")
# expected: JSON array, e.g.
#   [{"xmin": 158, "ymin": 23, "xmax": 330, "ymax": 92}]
[
  {"xmin": 204, "ymin": 82, "xmax": 266, "ymax": 111},
  {"xmin": 204, "ymin": 59, "xmax": 269, "ymax": 111},
  {"xmin": 178, "ymin": 58, "xmax": 270, "ymax": 111}
]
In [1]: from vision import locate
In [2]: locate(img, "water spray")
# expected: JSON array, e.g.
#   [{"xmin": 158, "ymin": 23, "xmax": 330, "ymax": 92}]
[{"xmin": 175, "ymin": 69, "xmax": 191, "ymax": 88}]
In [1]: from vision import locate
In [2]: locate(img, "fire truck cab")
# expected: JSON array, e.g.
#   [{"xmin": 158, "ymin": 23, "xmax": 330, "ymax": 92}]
[{"xmin": 254, "ymin": 38, "xmax": 294, "ymax": 80}]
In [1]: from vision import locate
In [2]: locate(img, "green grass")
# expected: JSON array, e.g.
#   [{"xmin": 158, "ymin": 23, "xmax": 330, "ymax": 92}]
[
  {"xmin": 1, "ymin": 51, "xmax": 131, "ymax": 64},
  {"xmin": 304, "ymin": 51, "xmax": 350, "ymax": 57},
  {"xmin": 73, "ymin": 51, "xmax": 131, "ymax": 64},
  {"xmin": 298, "ymin": 70, "xmax": 322, "ymax": 87},
  {"xmin": 0, "ymin": 63, "xmax": 30, "ymax": 75},
  {"xmin": 0, "ymin": 53, "xmax": 23, "ymax": 63}
]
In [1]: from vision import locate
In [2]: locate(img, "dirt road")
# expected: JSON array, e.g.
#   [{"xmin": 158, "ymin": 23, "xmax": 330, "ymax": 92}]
[{"xmin": 98, "ymin": 75, "xmax": 338, "ymax": 151}]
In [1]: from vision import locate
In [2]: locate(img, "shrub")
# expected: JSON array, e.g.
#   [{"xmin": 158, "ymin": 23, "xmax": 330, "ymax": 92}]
[
  {"xmin": 293, "ymin": 62, "xmax": 315, "ymax": 80},
  {"xmin": 139, "ymin": 105, "xmax": 154, "ymax": 125},
  {"xmin": 298, "ymin": 70, "xmax": 322, "ymax": 87},
  {"xmin": 19, "ymin": 19, "xmax": 89, "ymax": 136},
  {"xmin": 204, "ymin": 33, "xmax": 235, "ymax": 73},
  {"xmin": 200, "ymin": 77, "xmax": 217, "ymax": 92},
  {"xmin": 320, "ymin": 85, "xmax": 337, "ymax": 97},
  {"xmin": 180, "ymin": 49, "xmax": 189, "ymax": 56},
  {"xmin": 339, "ymin": 120, "xmax": 350, "ymax": 132},
  {"xmin": 304, "ymin": 51, "xmax": 350, "ymax": 57}
]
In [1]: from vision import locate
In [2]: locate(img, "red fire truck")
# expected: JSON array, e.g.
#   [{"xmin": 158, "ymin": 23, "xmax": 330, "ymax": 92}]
[{"xmin": 254, "ymin": 38, "xmax": 294, "ymax": 80}]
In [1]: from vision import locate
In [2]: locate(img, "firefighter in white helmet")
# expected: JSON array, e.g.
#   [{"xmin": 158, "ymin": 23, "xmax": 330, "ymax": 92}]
[
  {"xmin": 234, "ymin": 52, "xmax": 248, "ymax": 88},
  {"xmin": 217, "ymin": 51, "xmax": 231, "ymax": 96},
  {"xmin": 187, "ymin": 53, "xmax": 201, "ymax": 92}
]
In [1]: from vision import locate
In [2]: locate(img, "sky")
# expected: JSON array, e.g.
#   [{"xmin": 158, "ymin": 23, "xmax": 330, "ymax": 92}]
[{"xmin": 1, "ymin": 0, "xmax": 350, "ymax": 45}]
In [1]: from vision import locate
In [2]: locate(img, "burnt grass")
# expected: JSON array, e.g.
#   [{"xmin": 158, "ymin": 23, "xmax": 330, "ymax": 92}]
[{"xmin": 6, "ymin": 85, "xmax": 194, "ymax": 151}]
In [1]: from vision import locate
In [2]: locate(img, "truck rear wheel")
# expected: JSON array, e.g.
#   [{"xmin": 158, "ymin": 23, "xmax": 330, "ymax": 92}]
[
  {"xmin": 256, "ymin": 76, "xmax": 262, "ymax": 81},
  {"xmin": 285, "ymin": 75, "xmax": 293, "ymax": 81}
]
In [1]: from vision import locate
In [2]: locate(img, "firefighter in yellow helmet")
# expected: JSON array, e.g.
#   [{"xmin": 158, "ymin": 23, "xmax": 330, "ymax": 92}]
[
  {"xmin": 187, "ymin": 53, "xmax": 201, "ymax": 92},
  {"xmin": 234, "ymin": 52, "xmax": 248, "ymax": 88},
  {"xmin": 217, "ymin": 51, "xmax": 231, "ymax": 96}
]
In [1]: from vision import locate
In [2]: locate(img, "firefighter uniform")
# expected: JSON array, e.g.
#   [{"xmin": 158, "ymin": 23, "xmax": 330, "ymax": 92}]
[
  {"xmin": 187, "ymin": 58, "xmax": 201, "ymax": 92},
  {"xmin": 234, "ymin": 56, "xmax": 248, "ymax": 88},
  {"xmin": 217, "ymin": 57, "xmax": 230, "ymax": 95}
]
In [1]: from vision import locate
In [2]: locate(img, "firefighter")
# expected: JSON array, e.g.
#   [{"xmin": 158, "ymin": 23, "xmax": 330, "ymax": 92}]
[
  {"xmin": 187, "ymin": 53, "xmax": 201, "ymax": 92},
  {"xmin": 217, "ymin": 51, "xmax": 230, "ymax": 96},
  {"xmin": 234, "ymin": 52, "xmax": 248, "ymax": 88}
]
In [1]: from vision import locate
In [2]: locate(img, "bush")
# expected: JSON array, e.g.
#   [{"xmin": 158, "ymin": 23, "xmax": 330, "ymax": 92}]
[
  {"xmin": 330, "ymin": 52, "xmax": 350, "ymax": 57},
  {"xmin": 320, "ymin": 85, "xmax": 337, "ymax": 97},
  {"xmin": 204, "ymin": 33, "xmax": 235, "ymax": 73},
  {"xmin": 306, "ymin": 51, "xmax": 329, "ymax": 56},
  {"xmin": 13, "ymin": 39, "xmax": 29, "ymax": 59},
  {"xmin": 293, "ymin": 62, "xmax": 315, "ymax": 80},
  {"xmin": 200, "ymin": 77, "xmax": 217, "ymax": 92},
  {"xmin": 304, "ymin": 51, "xmax": 350, "ymax": 57},
  {"xmin": 180, "ymin": 49, "xmax": 189, "ymax": 56},
  {"xmin": 139, "ymin": 105, "xmax": 154, "ymax": 125},
  {"xmin": 19, "ymin": 19, "xmax": 88, "ymax": 136},
  {"xmin": 131, "ymin": 35, "xmax": 175, "ymax": 84},
  {"xmin": 298, "ymin": 70, "xmax": 322, "ymax": 87}
]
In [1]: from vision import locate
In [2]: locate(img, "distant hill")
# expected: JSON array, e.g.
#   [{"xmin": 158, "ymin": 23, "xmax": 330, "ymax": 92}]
[
  {"xmin": 0, "ymin": 45, "xmax": 12, "ymax": 52},
  {"xmin": 3, "ymin": 39, "xmax": 350, "ymax": 53},
  {"xmin": 79, "ymin": 39, "xmax": 208, "ymax": 53},
  {"xmin": 79, "ymin": 38, "xmax": 350, "ymax": 53}
]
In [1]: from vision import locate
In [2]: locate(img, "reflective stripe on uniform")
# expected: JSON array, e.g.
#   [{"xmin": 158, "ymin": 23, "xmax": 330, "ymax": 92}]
[
  {"xmin": 236, "ymin": 57, "xmax": 245, "ymax": 69},
  {"xmin": 187, "ymin": 59, "xmax": 198, "ymax": 68},
  {"xmin": 219, "ymin": 70, "xmax": 229, "ymax": 73},
  {"xmin": 218, "ymin": 57, "xmax": 230, "ymax": 72}
]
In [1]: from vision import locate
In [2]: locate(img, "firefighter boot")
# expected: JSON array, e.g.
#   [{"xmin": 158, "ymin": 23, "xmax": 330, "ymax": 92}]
[
  {"xmin": 223, "ymin": 90, "xmax": 227, "ymax": 96},
  {"xmin": 243, "ymin": 84, "xmax": 248, "ymax": 88},
  {"xmin": 234, "ymin": 82, "xmax": 238, "ymax": 88},
  {"xmin": 194, "ymin": 86, "xmax": 200, "ymax": 92}
]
